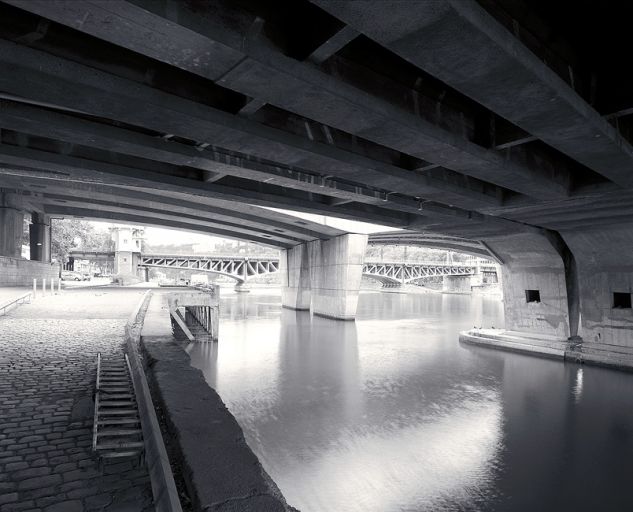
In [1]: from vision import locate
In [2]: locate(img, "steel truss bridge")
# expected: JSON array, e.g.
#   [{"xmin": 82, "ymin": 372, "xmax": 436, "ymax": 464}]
[
  {"xmin": 139, "ymin": 254, "xmax": 280, "ymax": 284},
  {"xmin": 362, "ymin": 261, "xmax": 477, "ymax": 286},
  {"xmin": 137, "ymin": 254, "xmax": 496, "ymax": 286}
]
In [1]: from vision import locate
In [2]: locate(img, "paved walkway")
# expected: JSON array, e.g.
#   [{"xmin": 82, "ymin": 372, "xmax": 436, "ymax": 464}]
[
  {"xmin": 0, "ymin": 287, "xmax": 32, "ymax": 305},
  {"xmin": 0, "ymin": 287, "xmax": 155, "ymax": 512}
]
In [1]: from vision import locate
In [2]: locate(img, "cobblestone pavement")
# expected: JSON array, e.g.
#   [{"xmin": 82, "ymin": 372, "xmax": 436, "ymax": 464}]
[{"xmin": 0, "ymin": 287, "xmax": 154, "ymax": 512}]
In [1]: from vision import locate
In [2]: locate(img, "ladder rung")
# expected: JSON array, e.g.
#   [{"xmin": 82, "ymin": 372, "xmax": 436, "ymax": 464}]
[
  {"xmin": 96, "ymin": 441, "xmax": 144, "ymax": 450},
  {"xmin": 98, "ymin": 409, "xmax": 138, "ymax": 416},
  {"xmin": 100, "ymin": 401, "xmax": 136, "ymax": 407},
  {"xmin": 97, "ymin": 429, "xmax": 142, "ymax": 437},
  {"xmin": 98, "ymin": 418, "xmax": 140, "ymax": 425},
  {"xmin": 98, "ymin": 394, "xmax": 133, "ymax": 399},
  {"xmin": 99, "ymin": 451, "xmax": 142, "ymax": 459}
]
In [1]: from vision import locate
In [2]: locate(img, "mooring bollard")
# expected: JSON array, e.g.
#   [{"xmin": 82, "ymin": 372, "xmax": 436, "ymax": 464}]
[{"xmin": 33, "ymin": 278, "xmax": 37, "ymax": 299}]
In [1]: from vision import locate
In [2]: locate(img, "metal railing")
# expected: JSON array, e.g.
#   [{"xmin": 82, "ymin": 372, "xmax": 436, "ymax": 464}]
[{"xmin": 0, "ymin": 293, "xmax": 32, "ymax": 316}]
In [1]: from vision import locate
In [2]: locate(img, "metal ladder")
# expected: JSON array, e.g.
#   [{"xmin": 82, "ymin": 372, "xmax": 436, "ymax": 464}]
[{"xmin": 92, "ymin": 353, "xmax": 145, "ymax": 467}]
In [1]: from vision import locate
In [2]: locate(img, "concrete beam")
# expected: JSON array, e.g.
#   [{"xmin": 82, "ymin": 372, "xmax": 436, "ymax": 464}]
[
  {"xmin": 313, "ymin": 0, "xmax": 633, "ymax": 188},
  {"xmin": 0, "ymin": 143, "xmax": 410, "ymax": 228},
  {"xmin": 0, "ymin": 39, "xmax": 503, "ymax": 211}
]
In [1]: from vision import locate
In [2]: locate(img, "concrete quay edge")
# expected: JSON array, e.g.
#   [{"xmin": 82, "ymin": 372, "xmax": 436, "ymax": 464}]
[
  {"xmin": 124, "ymin": 290, "xmax": 184, "ymax": 512},
  {"xmin": 139, "ymin": 292, "xmax": 298, "ymax": 511},
  {"xmin": 460, "ymin": 329, "xmax": 633, "ymax": 372}
]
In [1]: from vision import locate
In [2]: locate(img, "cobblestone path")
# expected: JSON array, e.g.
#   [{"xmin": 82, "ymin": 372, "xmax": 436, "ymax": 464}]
[{"xmin": 0, "ymin": 288, "xmax": 154, "ymax": 512}]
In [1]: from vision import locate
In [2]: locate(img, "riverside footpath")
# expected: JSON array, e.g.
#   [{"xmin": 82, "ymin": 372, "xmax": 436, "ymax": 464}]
[{"xmin": 0, "ymin": 287, "xmax": 154, "ymax": 512}]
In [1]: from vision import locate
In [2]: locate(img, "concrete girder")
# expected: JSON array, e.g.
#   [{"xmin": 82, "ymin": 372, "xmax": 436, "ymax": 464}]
[
  {"xmin": 0, "ymin": 144, "xmax": 411, "ymax": 228},
  {"xmin": 43, "ymin": 204, "xmax": 293, "ymax": 249},
  {"xmin": 0, "ymin": 101, "xmax": 497, "ymax": 218},
  {"xmin": 367, "ymin": 232, "xmax": 499, "ymax": 261},
  {"xmin": 34, "ymin": 196, "xmax": 310, "ymax": 246},
  {"xmin": 6, "ymin": 0, "xmax": 570, "ymax": 200},
  {"xmin": 313, "ymin": 0, "xmax": 633, "ymax": 188},
  {"xmin": 11, "ymin": 180, "xmax": 342, "ymax": 243},
  {"xmin": 0, "ymin": 40, "xmax": 502, "ymax": 213}
]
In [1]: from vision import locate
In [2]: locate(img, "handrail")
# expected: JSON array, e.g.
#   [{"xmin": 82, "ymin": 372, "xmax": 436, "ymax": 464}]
[{"xmin": 0, "ymin": 292, "xmax": 32, "ymax": 316}]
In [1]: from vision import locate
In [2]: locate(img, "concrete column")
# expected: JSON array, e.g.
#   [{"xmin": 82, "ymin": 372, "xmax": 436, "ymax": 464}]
[
  {"xmin": 563, "ymin": 226, "xmax": 633, "ymax": 348},
  {"xmin": 280, "ymin": 243, "xmax": 311, "ymax": 310},
  {"xmin": 0, "ymin": 206, "xmax": 24, "ymax": 258},
  {"xmin": 442, "ymin": 275, "xmax": 472, "ymax": 294},
  {"xmin": 485, "ymin": 232, "xmax": 571, "ymax": 338},
  {"xmin": 308, "ymin": 233, "xmax": 368, "ymax": 320},
  {"xmin": 29, "ymin": 213, "xmax": 51, "ymax": 262}
]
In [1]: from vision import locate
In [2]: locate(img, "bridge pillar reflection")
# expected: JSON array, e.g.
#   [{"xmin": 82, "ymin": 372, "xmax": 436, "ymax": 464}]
[{"xmin": 281, "ymin": 234, "xmax": 368, "ymax": 320}]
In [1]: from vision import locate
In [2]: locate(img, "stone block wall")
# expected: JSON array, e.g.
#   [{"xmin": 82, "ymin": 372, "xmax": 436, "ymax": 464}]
[{"xmin": 0, "ymin": 256, "xmax": 60, "ymax": 287}]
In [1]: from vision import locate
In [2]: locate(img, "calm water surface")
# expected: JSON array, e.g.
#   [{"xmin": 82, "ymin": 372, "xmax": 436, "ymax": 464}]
[{"xmin": 185, "ymin": 290, "xmax": 633, "ymax": 512}]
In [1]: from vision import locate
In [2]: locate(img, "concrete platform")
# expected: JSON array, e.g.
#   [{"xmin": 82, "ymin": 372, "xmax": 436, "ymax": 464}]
[
  {"xmin": 459, "ymin": 329, "xmax": 568, "ymax": 360},
  {"xmin": 139, "ymin": 291, "xmax": 298, "ymax": 511},
  {"xmin": 460, "ymin": 329, "xmax": 633, "ymax": 371}
]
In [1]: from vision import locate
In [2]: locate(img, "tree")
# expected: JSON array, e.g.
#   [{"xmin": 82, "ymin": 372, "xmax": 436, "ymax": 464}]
[{"xmin": 51, "ymin": 219, "xmax": 114, "ymax": 263}]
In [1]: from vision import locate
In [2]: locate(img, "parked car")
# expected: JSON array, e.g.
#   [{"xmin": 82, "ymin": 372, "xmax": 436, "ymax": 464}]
[{"xmin": 61, "ymin": 271, "xmax": 82, "ymax": 281}]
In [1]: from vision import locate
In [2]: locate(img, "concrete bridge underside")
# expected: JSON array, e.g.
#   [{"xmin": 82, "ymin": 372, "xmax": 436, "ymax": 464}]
[{"xmin": 1, "ymin": 1, "xmax": 633, "ymax": 363}]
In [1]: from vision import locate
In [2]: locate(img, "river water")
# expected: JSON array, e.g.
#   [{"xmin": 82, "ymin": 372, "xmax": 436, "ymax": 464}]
[{"xmin": 185, "ymin": 289, "xmax": 633, "ymax": 512}]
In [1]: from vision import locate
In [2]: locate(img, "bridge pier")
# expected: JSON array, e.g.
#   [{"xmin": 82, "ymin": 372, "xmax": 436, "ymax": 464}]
[
  {"xmin": 0, "ymin": 204, "xmax": 23, "ymax": 259},
  {"xmin": 280, "ymin": 243, "xmax": 311, "ymax": 311},
  {"xmin": 442, "ymin": 275, "xmax": 471, "ymax": 294},
  {"xmin": 460, "ymin": 232, "xmax": 574, "ymax": 359},
  {"xmin": 29, "ymin": 213, "xmax": 51, "ymax": 263},
  {"xmin": 561, "ymin": 226, "xmax": 633, "ymax": 366},
  {"xmin": 281, "ymin": 234, "xmax": 368, "ymax": 320}
]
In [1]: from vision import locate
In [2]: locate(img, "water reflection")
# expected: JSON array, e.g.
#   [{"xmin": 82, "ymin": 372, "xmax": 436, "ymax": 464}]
[{"xmin": 187, "ymin": 291, "xmax": 633, "ymax": 511}]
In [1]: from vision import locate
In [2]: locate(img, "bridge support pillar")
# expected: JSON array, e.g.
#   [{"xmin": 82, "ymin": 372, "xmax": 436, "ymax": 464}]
[
  {"xmin": 493, "ymin": 232, "xmax": 572, "ymax": 338},
  {"xmin": 442, "ymin": 275, "xmax": 471, "ymax": 294},
  {"xmin": 29, "ymin": 213, "xmax": 51, "ymax": 263},
  {"xmin": 281, "ymin": 234, "xmax": 368, "ymax": 319},
  {"xmin": 309, "ymin": 233, "xmax": 367, "ymax": 320},
  {"xmin": 280, "ymin": 243, "xmax": 311, "ymax": 310},
  {"xmin": 562, "ymin": 226, "xmax": 633, "ymax": 365},
  {"xmin": 460, "ymin": 232, "xmax": 573, "ymax": 358},
  {"xmin": 0, "ymin": 205, "xmax": 23, "ymax": 258},
  {"xmin": 234, "ymin": 281, "xmax": 251, "ymax": 293}
]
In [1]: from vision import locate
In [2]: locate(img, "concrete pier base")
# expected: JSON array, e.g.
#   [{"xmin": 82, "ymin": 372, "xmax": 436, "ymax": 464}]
[
  {"xmin": 280, "ymin": 234, "xmax": 368, "ymax": 320},
  {"xmin": 442, "ymin": 274, "xmax": 471, "ymax": 294}
]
